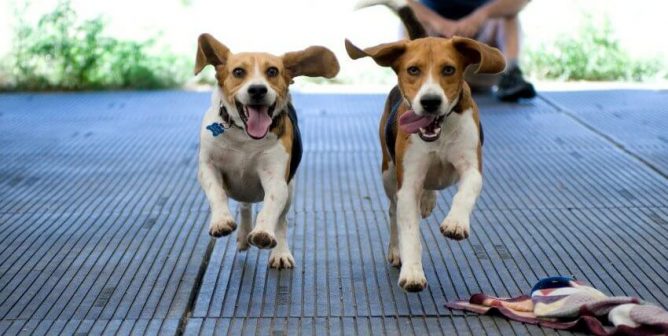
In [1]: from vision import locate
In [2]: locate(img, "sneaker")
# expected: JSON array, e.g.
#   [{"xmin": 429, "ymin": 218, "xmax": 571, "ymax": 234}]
[{"xmin": 495, "ymin": 65, "xmax": 536, "ymax": 102}]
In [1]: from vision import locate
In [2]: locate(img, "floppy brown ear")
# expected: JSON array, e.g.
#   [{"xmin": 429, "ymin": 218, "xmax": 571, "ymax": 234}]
[
  {"xmin": 282, "ymin": 46, "xmax": 340, "ymax": 78},
  {"xmin": 345, "ymin": 39, "xmax": 407, "ymax": 68},
  {"xmin": 452, "ymin": 36, "xmax": 506, "ymax": 74},
  {"xmin": 194, "ymin": 33, "xmax": 230, "ymax": 75}
]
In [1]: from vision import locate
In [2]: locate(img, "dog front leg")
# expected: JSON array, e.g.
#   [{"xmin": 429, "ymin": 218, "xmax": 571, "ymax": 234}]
[
  {"xmin": 382, "ymin": 166, "xmax": 401, "ymax": 267},
  {"xmin": 268, "ymin": 182, "xmax": 295, "ymax": 269},
  {"xmin": 396, "ymin": 153, "xmax": 429, "ymax": 292},
  {"xmin": 247, "ymin": 162, "xmax": 290, "ymax": 250},
  {"xmin": 441, "ymin": 160, "xmax": 482, "ymax": 240},
  {"xmin": 198, "ymin": 161, "xmax": 236, "ymax": 237}
]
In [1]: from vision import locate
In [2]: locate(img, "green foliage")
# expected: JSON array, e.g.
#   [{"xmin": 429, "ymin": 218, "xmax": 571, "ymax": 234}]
[
  {"xmin": 524, "ymin": 17, "xmax": 665, "ymax": 81},
  {"xmin": 1, "ymin": 1, "xmax": 189, "ymax": 91}
]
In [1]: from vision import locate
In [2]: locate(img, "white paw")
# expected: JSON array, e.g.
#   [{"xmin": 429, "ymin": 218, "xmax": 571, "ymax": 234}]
[
  {"xmin": 398, "ymin": 264, "xmax": 427, "ymax": 292},
  {"xmin": 420, "ymin": 191, "xmax": 436, "ymax": 218},
  {"xmin": 440, "ymin": 216, "xmax": 470, "ymax": 240},
  {"xmin": 387, "ymin": 243, "xmax": 401, "ymax": 267},
  {"xmin": 268, "ymin": 249, "xmax": 295, "ymax": 269},
  {"xmin": 247, "ymin": 229, "xmax": 277, "ymax": 249},
  {"xmin": 209, "ymin": 215, "xmax": 237, "ymax": 237}
]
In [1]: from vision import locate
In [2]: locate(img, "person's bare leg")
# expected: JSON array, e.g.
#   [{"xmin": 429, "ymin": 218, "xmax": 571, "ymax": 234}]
[
  {"xmin": 494, "ymin": 14, "xmax": 536, "ymax": 101},
  {"xmin": 477, "ymin": 19, "xmax": 500, "ymax": 47},
  {"xmin": 465, "ymin": 19, "xmax": 501, "ymax": 92},
  {"xmin": 498, "ymin": 15, "xmax": 520, "ymax": 65}
]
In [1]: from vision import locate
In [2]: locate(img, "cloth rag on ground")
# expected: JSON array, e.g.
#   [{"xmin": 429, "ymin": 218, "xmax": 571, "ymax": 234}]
[{"xmin": 446, "ymin": 276, "xmax": 668, "ymax": 335}]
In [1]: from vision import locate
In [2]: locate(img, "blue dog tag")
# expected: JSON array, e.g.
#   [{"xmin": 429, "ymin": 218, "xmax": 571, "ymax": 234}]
[{"xmin": 206, "ymin": 123, "xmax": 225, "ymax": 137}]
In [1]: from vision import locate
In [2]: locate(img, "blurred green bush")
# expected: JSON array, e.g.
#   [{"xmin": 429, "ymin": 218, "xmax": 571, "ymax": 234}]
[
  {"xmin": 1, "ymin": 1, "xmax": 189, "ymax": 91},
  {"xmin": 523, "ymin": 17, "xmax": 665, "ymax": 81}
]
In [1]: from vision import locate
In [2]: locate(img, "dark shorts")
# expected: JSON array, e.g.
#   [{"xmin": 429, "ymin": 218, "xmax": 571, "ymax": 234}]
[{"xmin": 420, "ymin": 0, "xmax": 489, "ymax": 20}]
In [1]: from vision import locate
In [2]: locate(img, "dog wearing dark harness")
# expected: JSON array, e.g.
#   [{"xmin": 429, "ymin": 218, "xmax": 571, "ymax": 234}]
[{"xmin": 346, "ymin": 0, "xmax": 505, "ymax": 291}]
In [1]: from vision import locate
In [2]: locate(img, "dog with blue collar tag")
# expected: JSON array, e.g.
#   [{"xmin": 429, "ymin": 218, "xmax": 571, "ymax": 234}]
[{"xmin": 194, "ymin": 33, "xmax": 339, "ymax": 269}]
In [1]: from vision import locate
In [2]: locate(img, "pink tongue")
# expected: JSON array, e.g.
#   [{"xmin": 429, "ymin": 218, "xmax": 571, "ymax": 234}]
[
  {"xmin": 399, "ymin": 110, "xmax": 435, "ymax": 134},
  {"xmin": 245, "ymin": 106, "xmax": 272, "ymax": 139}
]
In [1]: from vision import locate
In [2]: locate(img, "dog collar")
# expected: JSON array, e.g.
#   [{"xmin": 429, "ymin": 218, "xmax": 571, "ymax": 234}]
[
  {"xmin": 210, "ymin": 100, "xmax": 287, "ymax": 137},
  {"xmin": 205, "ymin": 101, "xmax": 242, "ymax": 137},
  {"xmin": 219, "ymin": 101, "xmax": 243, "ymax": 129}
]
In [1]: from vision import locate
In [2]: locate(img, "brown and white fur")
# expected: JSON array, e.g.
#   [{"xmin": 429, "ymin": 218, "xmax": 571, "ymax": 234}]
[
  {"xmin": 194, "ymin": 33, "xmax": 339, "ymax": 268},
  {"xmin": 347, "ymin": 1, "xmax": 505, "ymax": 291}
]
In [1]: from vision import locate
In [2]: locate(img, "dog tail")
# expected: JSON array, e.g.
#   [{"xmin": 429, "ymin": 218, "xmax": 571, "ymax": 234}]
[{"xmin": 354, "ymin": 0, "xmax": 427, "ymax": 40}]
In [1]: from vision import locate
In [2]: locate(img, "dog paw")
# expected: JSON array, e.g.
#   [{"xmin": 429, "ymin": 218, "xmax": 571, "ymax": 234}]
[
  {"xmin": 440, "ymin": 216, "xmax": 469, "ymax": 240},
  {"xmin": 398, "ymin": 265, "xmax": 427, "ymax": 292},
  {"xmin": 247, "ymin": 229, "xmax": 277, "ymax": 249},
  {"xmin": 420, "ymin": 191, "xmax": 436, "ymax": 218},
  {"xmin": 387, "ymin": 244, "xmax": 401, "ymax": 267},
  {"xmin": 269, "ymin": 250, "xmax": 295, "ymax": 269},
  {"xmin": 209, "ymin": 216, "xmax": 237, "ymax": 237}
]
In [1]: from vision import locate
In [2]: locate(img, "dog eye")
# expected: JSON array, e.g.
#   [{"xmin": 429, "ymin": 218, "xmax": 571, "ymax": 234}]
[
  {"xmin": 266, "ymin": 67, "xmax": 279, "ymax": 77},
  {"xmin": 442, "ymin": 66, "xmax": 455, "ymax": 76},
  {"xmin": 407, "ymin": 66, "xmax": 420, "ymax": 76},
  {"xmin": 232, "ymin": 68, "xmax": 245, "ymax": 78}
]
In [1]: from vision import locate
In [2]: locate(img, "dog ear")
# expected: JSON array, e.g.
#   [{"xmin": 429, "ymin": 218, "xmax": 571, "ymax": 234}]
[
  {"xmin": 194, "ymin": 33, "xmax": 230, "ymax": 75},
  {"xmin": 452, "ymin": 36, "xmax": 506, "ymax": 74},
  {"xmin": 345, "ymin": 39, "xmax": 407, "ymax": 68},
  {"xmin": 282, "ymin": 46, "xmax": 340, "ymax": 79}
]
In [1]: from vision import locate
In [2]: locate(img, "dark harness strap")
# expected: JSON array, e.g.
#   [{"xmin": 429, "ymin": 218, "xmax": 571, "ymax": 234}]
[
  {"xmin": 285, "ymin": 103, "xmax": 302, "ymax": 182},
  {"xmin": 479, "ymin": 121, "xmax": 484, "ymax": 146},
  {"xmin": 385, "ymin": 99, "xmax": 402, "ymax": 162}
]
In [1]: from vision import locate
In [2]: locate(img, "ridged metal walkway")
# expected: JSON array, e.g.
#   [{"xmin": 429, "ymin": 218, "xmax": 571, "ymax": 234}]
[{"xmin": 0, "ymin": 90, "xmax": 666, "ymax": 335}]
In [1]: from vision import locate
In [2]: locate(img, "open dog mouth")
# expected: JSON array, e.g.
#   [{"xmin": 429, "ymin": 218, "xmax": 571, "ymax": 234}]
[
  {"xmin": 417, "ymin": 116, "xmax": 444, "ymax": 142},
  {"xmin": 398, "ymin": 110, "xmax": 444, "ymax": 142},
  {"xmin": 235, "ymin": 100, "xmax": 276, "ymax": 139}
]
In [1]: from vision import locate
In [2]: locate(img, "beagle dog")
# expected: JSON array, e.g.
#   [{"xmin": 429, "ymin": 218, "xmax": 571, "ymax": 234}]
[
  {"xmin": 346, "ymin": 2, "xmax": 505, "ymax": 291},
  {"xmin": 194, "ymin": 33, "xmax": 339, "ymax": 268}
]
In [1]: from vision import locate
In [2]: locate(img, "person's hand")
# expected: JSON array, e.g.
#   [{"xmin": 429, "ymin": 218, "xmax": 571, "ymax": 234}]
[
  {"xmin": 454, "ymin": 9, "xmax": 488, "ymax": 38},
  {"xmin": 427, "ymin": 17, "xmax": 458, "ymax": 38}
]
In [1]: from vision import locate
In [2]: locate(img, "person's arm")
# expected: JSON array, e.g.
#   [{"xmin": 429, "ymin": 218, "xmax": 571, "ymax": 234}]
[
  {"xmin": 477, "ymin": 0, "xmax": 529, "ymax": 19},
  {"xmin": 406, "ymin": 0, "xmax": 457, "ymax": 37},
  {"xmin": 455, "ymin": 0, "xmax": 529, "ymax": 37}
]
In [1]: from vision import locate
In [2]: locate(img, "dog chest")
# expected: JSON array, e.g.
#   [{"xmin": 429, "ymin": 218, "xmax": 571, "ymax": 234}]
[
  {"xmin": 423, "ymin": 154, "xmax": 458, "ymax": 190},
  {"xmin": 209, "ymin": 149, "xmax": 266, "ymax": 203}
]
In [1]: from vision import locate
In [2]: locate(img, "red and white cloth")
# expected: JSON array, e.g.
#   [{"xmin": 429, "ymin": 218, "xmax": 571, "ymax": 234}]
[{"xmin": 446, "ymin": 276, "xmax": 668, "ymax": 335}]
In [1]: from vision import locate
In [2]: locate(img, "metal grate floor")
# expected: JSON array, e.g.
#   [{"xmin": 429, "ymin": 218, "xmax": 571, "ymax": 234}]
[{"xmin": 0, "ymin": 90, "xmax": 666, "ymax": 335}]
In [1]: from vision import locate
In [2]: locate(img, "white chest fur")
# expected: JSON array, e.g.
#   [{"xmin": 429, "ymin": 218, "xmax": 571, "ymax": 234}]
[
  {"xmin": 198, "ymin": 104, "xmax": 286, "ymax": 203},
  {"xmin": 410, "ymin": 108, "xmax": 480, "ymax": 190}
]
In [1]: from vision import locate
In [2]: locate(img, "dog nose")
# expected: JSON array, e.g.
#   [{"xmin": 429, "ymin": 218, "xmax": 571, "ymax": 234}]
[
  {"xmin": 247, "ymin": 85, "xmax": 268, "ymax": 100},
  {"xmin": 420, "ymin": 95, "xmax": 442, "ymax": 113}
]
